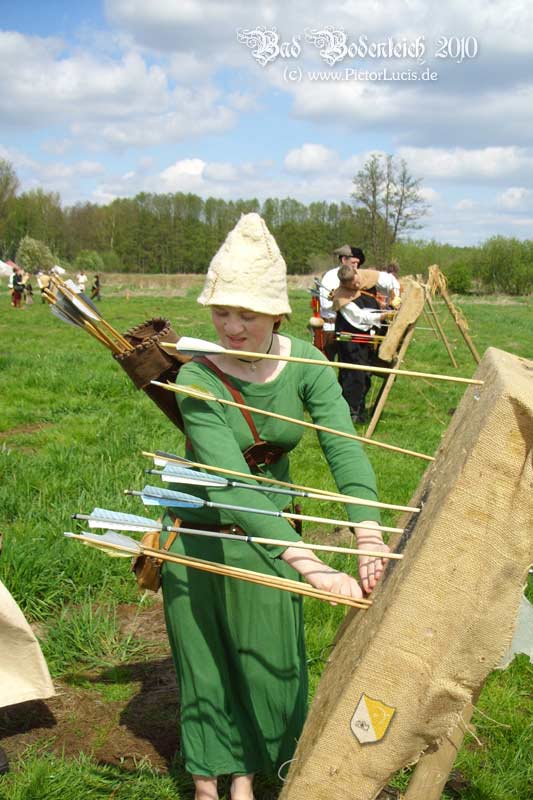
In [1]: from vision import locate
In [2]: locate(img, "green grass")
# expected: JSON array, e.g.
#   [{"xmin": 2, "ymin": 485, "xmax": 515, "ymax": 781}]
[{"xmin": 0, "ymin": 289, "xmax": 532, "ymax": 798}]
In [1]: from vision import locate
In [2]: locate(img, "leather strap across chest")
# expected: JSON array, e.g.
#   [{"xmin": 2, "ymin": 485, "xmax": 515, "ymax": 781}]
[{"xmin": 189, "ymin": 356, "xmax": 286, "ymax": 470}]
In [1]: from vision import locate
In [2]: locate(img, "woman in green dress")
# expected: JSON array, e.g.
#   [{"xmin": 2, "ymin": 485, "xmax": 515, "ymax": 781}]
[{"xmin": 161, "ymin": 214, "xmax": 389, "ymax": 800}]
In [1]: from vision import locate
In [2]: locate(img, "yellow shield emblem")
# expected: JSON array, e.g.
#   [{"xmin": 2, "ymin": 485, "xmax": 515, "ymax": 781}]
[{"xmin": 350, "ymin": 693, "xmax": 396, "ymax": 744}]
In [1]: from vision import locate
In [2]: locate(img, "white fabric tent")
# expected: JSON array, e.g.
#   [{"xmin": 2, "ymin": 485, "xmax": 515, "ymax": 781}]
[{"xmin": 0, "ymin": 259, "xmax": 13, "ymax": 277}]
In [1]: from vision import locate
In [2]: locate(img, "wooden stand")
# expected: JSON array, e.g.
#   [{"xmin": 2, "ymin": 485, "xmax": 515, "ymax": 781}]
[
  {"xmin": 404, "ymin": 700, "xmax": 477, "ymax": 800},
  {"xmin": 426, "ymin": 265, "xmax": 480, "ymax": 366},
  {"xmin": 280, "ymin": 348, "xmax": 533, "ymax": 800},
  {"xmin": 365, "ymin": 325, "xmax": 416, "ymax": 438},
  {"xmin": 424, "ymin": 289, "xmax": 458, "ymax": 369}
]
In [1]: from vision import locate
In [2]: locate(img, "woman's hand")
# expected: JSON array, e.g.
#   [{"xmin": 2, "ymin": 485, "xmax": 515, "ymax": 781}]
[
  {"xmin": 355, "ymin": 522, "xmax": 390, "ymax": 594},
  {"xmin": 281, "ymin": 546, "xmax": 363, "ymax": 604}
]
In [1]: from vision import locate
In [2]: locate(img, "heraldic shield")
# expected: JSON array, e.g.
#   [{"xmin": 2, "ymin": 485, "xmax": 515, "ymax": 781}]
[{"xmin": 350, "ymin": 693, "xmax": 396, "ymax": 745}]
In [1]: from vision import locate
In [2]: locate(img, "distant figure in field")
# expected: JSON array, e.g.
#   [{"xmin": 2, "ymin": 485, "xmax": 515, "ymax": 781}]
[
  {"xmin": 23, "ymin": 273, "xmax": 33, "ymax": 306},
  {"xmin": 318, "ymin": 245, "xmax": 366, "ymax": 360},
  {"xmin": 11, "ymin": 267, "xmax": 24, "ymax": 309},
  {"xmin": 76, "ymin": 270, "xmax": 88, "ymax": 293},
  {"xmin": 333, "ymin": 264, "xmax": 398, "ymax": 423},
  {"xmin": 90, "ymin": 274, "xmax": 101, "ymax": 301}
]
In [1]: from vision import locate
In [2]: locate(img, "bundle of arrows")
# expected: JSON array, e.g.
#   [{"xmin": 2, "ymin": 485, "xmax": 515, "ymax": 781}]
[{"xmin": 64, "ymin": 451, "xmax": 418, "ymax": 610}]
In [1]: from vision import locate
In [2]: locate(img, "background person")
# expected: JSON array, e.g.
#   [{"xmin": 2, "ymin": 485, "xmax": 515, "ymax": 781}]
[
  {"xmin": 11, "ymin": 267, "xmax": 24, "ymax": 309},
  {"xmin": 90, "ymin": 273, "xmax": 101, "ymax": 300},
  {"xmin": 333, "ymin": 264, "xmax": 396, "ymax": 423},
  {"xmin": 76, "ymin": 269, "xmax": 88, "ymax": 293},
  {"xmin": 318, "ymin": 245, "xmax": 366, "ymax": 360},
  {"xmin": 162, "ymin": 213, "xmax": 389, "ymax": 800}
]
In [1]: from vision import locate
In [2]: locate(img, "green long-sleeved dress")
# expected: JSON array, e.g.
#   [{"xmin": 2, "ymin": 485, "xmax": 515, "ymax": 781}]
[{"xmin": 161, "ymin": 335, "xmax": 380, "ymax": 777}]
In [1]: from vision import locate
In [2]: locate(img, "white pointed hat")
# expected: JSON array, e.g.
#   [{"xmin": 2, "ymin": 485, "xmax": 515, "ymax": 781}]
[{"xmin": 198, "ymin": 213, "xmax": 292, "ymax": 315}]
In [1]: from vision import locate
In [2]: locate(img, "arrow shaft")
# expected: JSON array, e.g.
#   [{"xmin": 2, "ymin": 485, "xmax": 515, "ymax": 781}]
[
  {"xmin": 151, "ymin": 382, "xmax": 435, "ymax": 462},
  {"xmin": 74, "ymin": 514, "xmax": 402, "ymax": 560},
  {"xmin": 68, "ymin": 533, "xmax": 372, "ymax": 609},
  {"xmin": 134, "ymin": 490, "xmax": 403, "ymax": 534},
  {"xmin": 165, "ymin": 342, "xmax": 483, "ymax": 385},
  {"xmin": 144, "ymin": 451, "xmax": 420, "ymax": 514}
]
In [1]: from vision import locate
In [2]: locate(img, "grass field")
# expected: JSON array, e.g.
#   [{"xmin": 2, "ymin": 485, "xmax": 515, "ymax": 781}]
[{"xmin": 0, "ymin": 280, "xmax": 532, "ymax": 800}]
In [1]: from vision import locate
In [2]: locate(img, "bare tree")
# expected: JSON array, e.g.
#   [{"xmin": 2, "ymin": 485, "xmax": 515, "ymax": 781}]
[
  {"xmin": 0, "ymin": 159, "xmax": 19, "ymax": 215},
  {"xmin": 352, "ymin": 154, "xmax": 428, "ymax": 262}
]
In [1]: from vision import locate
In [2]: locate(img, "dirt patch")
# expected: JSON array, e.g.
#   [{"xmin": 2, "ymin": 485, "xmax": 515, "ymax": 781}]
[
  {"xmin": 0, "ymin": 422, "xmax": 53, "ymax": 440},
  {"xmin": 0, "ymin": 602, "xmax": 180, "ymax": 771}
]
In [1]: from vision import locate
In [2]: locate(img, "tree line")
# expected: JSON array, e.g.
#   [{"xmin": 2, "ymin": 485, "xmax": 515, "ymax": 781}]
[{"xmin": 1, "ymin": 157, "xmax": 532, "ymax": 293}]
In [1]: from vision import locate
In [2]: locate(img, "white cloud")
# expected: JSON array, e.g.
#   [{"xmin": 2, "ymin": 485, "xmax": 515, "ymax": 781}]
[
  {"xmin": 0, "ymin": 31, "xmax": 238, "ymax": 150},
  {"xmin": 397, "ymin": 146, "xmax": 533, "ymax": 181},
  {"xmin": 284, "ymin": 143, "xmax": 337, "ymax": 174},
  {"xmin": 498, "ymin": 187, "xmax": 531, "ymax": 209},
  {"xmin": 41, "ymin": 138, "xmax": 74, "ymax": 156},
  {"xmin": 0, "ymin": 33, "xmax": 169, "ymax": 123},
  {"xmin": 419, "ymin": 186, "xmax": 440, "ymax": 203},
  {"xmin": 71, "ymin": 85, "xmax": 236, "ymax": 149},
  {"xmin": 455, "ymin": 199, "xmax": 478, "ymax": 211}
]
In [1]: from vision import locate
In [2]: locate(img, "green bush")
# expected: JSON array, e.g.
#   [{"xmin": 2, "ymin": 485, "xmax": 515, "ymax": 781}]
[
  {"xmin": 74, "ymin": 249, "xmax": 104, "ymax": 272},
  {"xmin": 443, "ymin": 261, "xmax": 472, "ymax": 294},
  {"xmin": 15, "ymin": 235, "xmax": 55, "ymax": 271},
  {"xmin": 477, "ymin": 237, "xmax": 533, "ymax": 294},
  {"xmin": 100, "ymin": 250, "xmax": 124, "ymax": 272}
]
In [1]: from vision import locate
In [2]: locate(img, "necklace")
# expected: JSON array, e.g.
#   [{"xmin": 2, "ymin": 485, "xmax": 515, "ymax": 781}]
[{"xmin": 236, "ymin": 334, "xmax": 274, "ymax": 372}]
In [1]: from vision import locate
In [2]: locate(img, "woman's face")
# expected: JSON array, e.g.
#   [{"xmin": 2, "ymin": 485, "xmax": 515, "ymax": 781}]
[{"xmin": 211, "ymin": 306, "xmax": 278, "ymax": 353}]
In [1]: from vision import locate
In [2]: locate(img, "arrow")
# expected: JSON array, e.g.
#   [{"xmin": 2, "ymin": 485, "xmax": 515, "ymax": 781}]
[
  {"xmin": 47, "ymin": 275, "xmax": 133, "ymax": 353},
  {"xmin": 151, "ymin": 381, "xmax": 435, "ymax": 462},
  {"xmin": 72, "ymin": 510, "xmax": 403, "ymax": 561},
  {"xmin": 147, "ymin": 462, "xmax": 419, "ymax": 514},
  {"xmin": 163, "ymin": 336, "xmax": 483, "ymax": 386},
  {"xmin": 125, "ymin": 485, "xmax": 404, "ymax": 535},
  {"xmin": 64, "ymin": 531, "xmax": 373, "ymax": 609},
  {"xmin": 143, "ymin": 450, "xmax": 421, "ymax": 514}
]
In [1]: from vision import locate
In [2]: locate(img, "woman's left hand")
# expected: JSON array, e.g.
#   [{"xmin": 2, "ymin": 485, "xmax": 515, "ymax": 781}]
[{"xmin": 356, "ymin": 522, "xmax": 391, "ymax": 594}]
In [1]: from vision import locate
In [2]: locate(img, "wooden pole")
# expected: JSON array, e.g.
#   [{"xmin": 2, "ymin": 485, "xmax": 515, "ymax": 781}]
[
  {"xmin": 423, "ymin": 305, "xmax": 440, "ymax": 339},
  {"xmin": 425, "ymin": 292, "xmax": 458, "ymax": 369},
  {"xmin": 439, "ymin": 287, "xmax": 481, "ymax": 365},
  {"xmin": 365, "ymin": 325, "xmax": 417, "ymax": 438},
  {"xmin": 404, "ymin": 696, "xmax": 479, "ymax": 800},
  {"xmin": 152, "ymin": 381, "xmax": 436, "ymax": 462}
]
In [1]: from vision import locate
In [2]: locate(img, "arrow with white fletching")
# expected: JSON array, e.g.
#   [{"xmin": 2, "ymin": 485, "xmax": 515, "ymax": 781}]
[
  {"xmin": 70, "ymin": 513, "xmax": 403, "ymax": 561},
  {"xmin": 164, "ymin": 336, "xmax": 483, "ymax": 385},
  {"xmin": 64, "ymin": 529, "xmax": 139, "ymax": 556},
  {"xmin": 145, "ymin": 450, "xmax": 421, "ymax": 514},
  {"xmin": 147, "ymin": 462, "xmax": 420, "ymax": 515},
  {"xmin": 64, "ymin": 530, "xmax": 374, "ymax": 609},
  {"xmin": 125, "ymin": 485, "xmax": 404, "ymax": 535}
]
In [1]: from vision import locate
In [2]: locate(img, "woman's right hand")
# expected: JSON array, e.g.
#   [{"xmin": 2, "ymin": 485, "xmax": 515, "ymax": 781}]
[{"xmin": 281, "ymin": 546, "xmax": 363, "ymax": 604}]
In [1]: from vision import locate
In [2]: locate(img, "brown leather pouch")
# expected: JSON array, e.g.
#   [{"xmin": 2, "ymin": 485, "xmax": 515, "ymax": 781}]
[{"xmin": 132, "ymin": 525, "xmax": 179, "ymax": 592}]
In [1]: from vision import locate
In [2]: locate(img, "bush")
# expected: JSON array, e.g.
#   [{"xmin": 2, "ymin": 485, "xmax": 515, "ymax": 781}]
[
  {"xmin": 74, "ymin": 250, "xmax": 104, "ymax": 272},
  {"xmin": 16, "ymin": 235, "xmax": 55, "ymax": 271},
  {"xmin": 100, "ymin": 250, "xmax": 124, "ymax": 272},
  {"xmin": 443, "ymin": 261, "xmax": 472, "ymax": 294},
  {"xmin": 477, "ymin": 237, "xmax": 533, "ymax": 294}
]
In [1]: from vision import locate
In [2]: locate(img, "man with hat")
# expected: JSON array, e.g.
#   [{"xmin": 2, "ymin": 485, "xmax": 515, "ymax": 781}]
[
  {"xmin": 332, "ymin": 262, "xmax": 399, "ymax": 423},
  {"xmin": 317, "ymin": 245, "xmax": 366, "ymax": 360}
]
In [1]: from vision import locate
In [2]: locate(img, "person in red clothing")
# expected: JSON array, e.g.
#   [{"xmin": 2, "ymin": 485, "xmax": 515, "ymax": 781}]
[{"xmin": 11, "ymin": 267, "xmax": 24, "ymax": 308}]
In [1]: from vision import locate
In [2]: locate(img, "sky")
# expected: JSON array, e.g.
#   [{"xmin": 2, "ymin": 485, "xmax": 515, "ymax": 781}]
[{"xmin": 1, "ymin": 0, "xmax": 533, "ymax": 246}]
